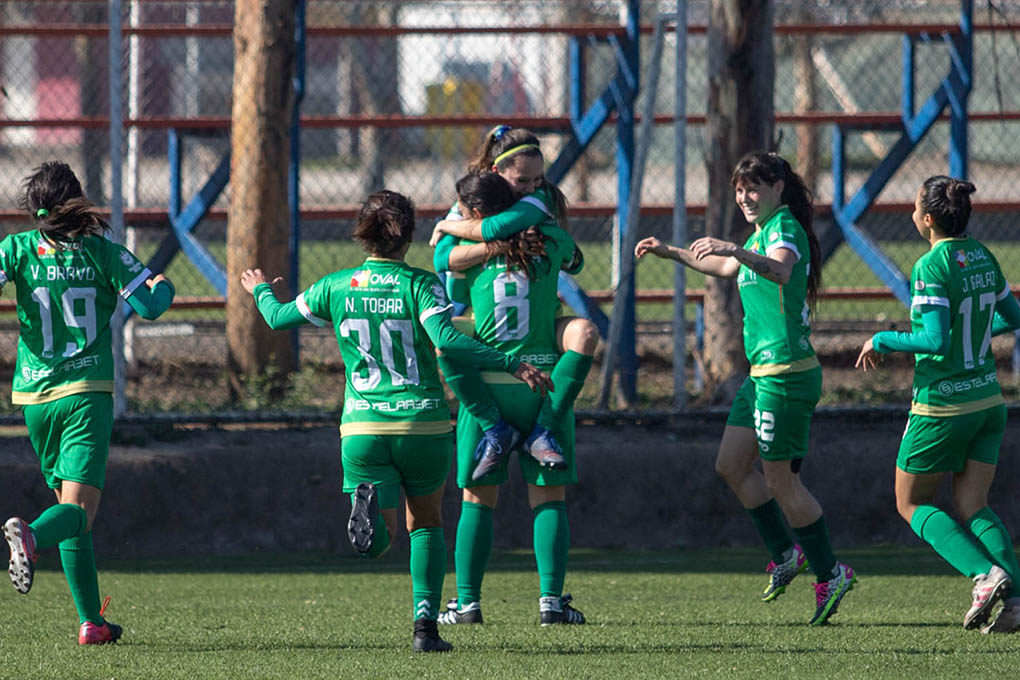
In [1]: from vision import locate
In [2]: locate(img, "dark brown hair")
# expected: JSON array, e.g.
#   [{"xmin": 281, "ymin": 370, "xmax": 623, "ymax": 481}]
[
  {"xmin": 731, "ymin": 151, "xmax": 822, "ymax": 309},
  {"xmin": 467, "ymin": 125, "xmax": 569, "ymax": 231},
  {"xmin": 352, "ymin": 190, "xmax": 415, "ymax": 257},
  {"xmin": 455, "ymin": 172, "xmax": 550, "ymax": 278},
  {"xmin": 18, "ymin": 161, "xmax": 109, "ymax": 243},
  {"xmin": 920, "ymin": 175, "xmax": 976, "ymax": 237}
]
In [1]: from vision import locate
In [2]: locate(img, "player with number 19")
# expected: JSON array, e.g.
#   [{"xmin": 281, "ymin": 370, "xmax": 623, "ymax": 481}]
[
  {"xmin": 2, "ymin": 161, "xmax": 175, "ymax": 645},
  {"xmin": 856, "ymin": 176, "xmax": 1020, "ymax": 633},
  {"xmin": 241, "ymin": 190, "xmax": 551, "ymax": 652}
]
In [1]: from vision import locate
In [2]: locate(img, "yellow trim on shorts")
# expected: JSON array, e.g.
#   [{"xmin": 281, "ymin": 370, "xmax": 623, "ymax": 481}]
[
  {"xmin": 13, "ymin": 381, "xmax": 115, "ymax": 405},
  {"xmin": 749, "ymin": 355, "xmax": 819, "ymax": 377},
  {"xmin": 910, "ymin": 394, "xmax": 1004, "ymax": 417},
  {"xmin": 481, "ymin": 371, "xmax": 525, "ymax": 385},
  {"xmin": 339, "ymin": 420, "xmax": 452, "ymax": 437}
]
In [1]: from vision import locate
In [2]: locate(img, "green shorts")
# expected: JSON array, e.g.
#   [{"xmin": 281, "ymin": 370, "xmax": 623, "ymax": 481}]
[
  {"xmin": 726, "ymin": 367, "xmax": 821, "ymax": 461},
  {"xmin": 455, "ymin": 381, "xmax": 577, "ymax": 488},
  {"xmin": 23, "ymin": 392, "xmax": 114, "ymax": 490},
  {"xmin": 341, "ymin": 433, "xmax": 453, "ymax": 509},
  {"xmin": 897, "ymin": 404, "xmax": 1006, "ymax": 474}
]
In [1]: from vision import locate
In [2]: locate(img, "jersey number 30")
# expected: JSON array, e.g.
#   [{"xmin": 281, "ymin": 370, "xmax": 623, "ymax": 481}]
[{"xmin": 339, "ymin": 318, "xmax": 420, "ymax": 389}]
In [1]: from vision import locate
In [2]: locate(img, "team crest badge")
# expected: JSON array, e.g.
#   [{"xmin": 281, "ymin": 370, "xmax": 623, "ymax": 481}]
[
  {"xmin": 36, "ymin": 240, "xmax": 56, "ymax": 257},
  {"xmin": 955, "ymin": 250, "xmax": 967, "ymax": 268}
]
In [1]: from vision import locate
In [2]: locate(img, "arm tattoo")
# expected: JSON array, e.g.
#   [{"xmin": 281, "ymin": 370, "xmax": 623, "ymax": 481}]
[{"xmin": 751, "ymin": 258, "xmax": 772, "ymax": 275}]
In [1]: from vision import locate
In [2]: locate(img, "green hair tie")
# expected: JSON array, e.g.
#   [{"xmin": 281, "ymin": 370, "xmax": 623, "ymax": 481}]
[{"xmin": 36, "ymin": 208, "xmax": 49, "ymax": 218}]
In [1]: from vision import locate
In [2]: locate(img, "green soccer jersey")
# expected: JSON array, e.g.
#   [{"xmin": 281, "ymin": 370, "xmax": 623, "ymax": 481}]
[
  {"xmin": 464, "ymin": 223, "xmax": 578, "ymax": 376},
  {"xmin": 0, "ymin": 230, "xmax": 153, "ymax": 404},
  {"xmin": 736, "ymin": 205, "xmax": 817, "ymax": 376},
  {"xmin": 901, "ymin": 237, "xmax": 1009, "ymax": 417},
  {"xmin": 287, "ymin": 257, "xmax": 459, "ymax": 437}
]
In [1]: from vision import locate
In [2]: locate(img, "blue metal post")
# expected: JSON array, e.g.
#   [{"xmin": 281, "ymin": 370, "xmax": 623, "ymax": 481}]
[
  {"xmin": 949, "ymin": 1, "xmax": 972, "ymax": 178},
  {"xmin": 289, "ymin": 0, "xmax": 306, "ymax": 361},
  {"xmin": 613, "ymin": 0, "xmax": 639, "ymax": 403},
  {"xmin": 569, "ymin": 37, "xmax": 584, "ymax": 124},
  {"xmin": 169, "ymin": 129, "xmax": 182, "ymax": 219},
  {"xmin": 901, "ymin": 35, "xmax": 915, "ymax": 125}
]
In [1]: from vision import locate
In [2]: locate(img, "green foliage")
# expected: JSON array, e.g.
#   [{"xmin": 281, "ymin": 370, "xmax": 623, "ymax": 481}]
[{"xmin": 1, "ymin": 547, "xmax": 1017, "ymax": 679}]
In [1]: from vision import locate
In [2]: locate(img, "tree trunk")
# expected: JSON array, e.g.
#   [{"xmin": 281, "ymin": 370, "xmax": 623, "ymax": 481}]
[
  {"xmin": 226, "ymin": 0, "xmax": 296, "ymax": 399},
  {"xmin": 704, "ymin": 0, "xmax": 775, "ymax": 401}
]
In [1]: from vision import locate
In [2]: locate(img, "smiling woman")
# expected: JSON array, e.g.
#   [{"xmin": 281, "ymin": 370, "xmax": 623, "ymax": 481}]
[{"xmin": 635, "ymin": 150, "xmax": 854, "ymax": 627}]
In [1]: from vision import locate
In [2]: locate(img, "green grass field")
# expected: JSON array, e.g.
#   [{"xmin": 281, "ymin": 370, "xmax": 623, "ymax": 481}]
[{"xmin": 1, "ymin": 547, "xmax": 1017, "ymax": 679}]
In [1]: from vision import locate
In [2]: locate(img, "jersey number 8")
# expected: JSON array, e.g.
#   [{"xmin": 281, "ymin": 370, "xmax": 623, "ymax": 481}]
[{"xmin": 493, "ymin": 271, "xmax": 530, "ymax": 341}]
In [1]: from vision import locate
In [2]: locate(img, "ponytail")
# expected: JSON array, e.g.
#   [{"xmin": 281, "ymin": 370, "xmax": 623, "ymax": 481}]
[
  {"xmin": 920, "ymin": 175, "xmax": 976, "ymax": 237},
  {"xmin": 352, "ymin": 190, "xmax": 416, "ymax": 257},
  {"xmin": 18, "ymin": 162, "xmax": 109, "ymax": 244}
]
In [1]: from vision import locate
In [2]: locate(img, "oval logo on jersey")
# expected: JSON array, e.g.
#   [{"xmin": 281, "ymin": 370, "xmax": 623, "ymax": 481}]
[
  {"xmin": 915, "ymin": 280, "xmax": 925, "ymax": 291},
  {"xmin": 938, "ymin": 381, "xmax": 955, "ymax": 396}
]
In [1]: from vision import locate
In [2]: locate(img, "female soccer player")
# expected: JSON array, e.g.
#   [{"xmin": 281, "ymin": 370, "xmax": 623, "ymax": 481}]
[
  {"xmin": 856, "ymin": 176, "xmax": 1020, "ymax": 633},
  {"xmin": 436, "ymin": 172, "xmax": 587, "ymax": 627},
  {"xmin": 240, "ymin": 190, "xmax": 551, "ymax": 652},
  {"xmin": 3, "ymin": 161, "xmax": 175, "ymax": 645},
  {"xmin": 430, "ymin": 126, "xmax": 597, "ymax": 474},
  {"xmin": 635, "ymin": 151, "xmax": 855, "ymax": 626}
]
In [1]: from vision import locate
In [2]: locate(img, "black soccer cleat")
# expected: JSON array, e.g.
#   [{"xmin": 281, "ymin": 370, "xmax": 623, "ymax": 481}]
[
  {"xmin": 539, "ymin": 594, "xmax": 586, "ymax": 625},
  {"xmin": 412, "ymin": 619, "xmax": 454, "ymax": 653},
  {"xmin": 347, "ymin": 483, "xmax": 378, "ymax": 555}
]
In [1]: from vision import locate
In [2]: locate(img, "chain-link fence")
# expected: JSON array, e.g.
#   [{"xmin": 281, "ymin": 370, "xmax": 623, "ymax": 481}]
[{"xmin": 1, "ymin": 0, "xmax": 1018, "ymax": 416}]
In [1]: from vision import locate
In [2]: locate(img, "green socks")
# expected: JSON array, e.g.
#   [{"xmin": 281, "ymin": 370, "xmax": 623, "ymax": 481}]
[
  {"xmin": 455, "ymin": 501, "xmax": 494, "ymax": 608},
  {"xmin": 792, "ymin": 515, "xmax": 838, "ymax": 580},
  {"xmin": 746, "ymin": 499, "xmax": 794, "ymax": 565},
  {"xmin": 410, "ymin": 527, "xmax": 446, "ymax": 621},
  {"xmin": 532, "ymin": 501, "xmax": 570, "ymax": 598},
  {"xmin": 437, "ymin": 355, "xmax": 501, "ymax": 432},
  {"xmin": 911, "ymin": 505, "xmax": 993, "ymax": 579},
  {"xmin": 537, "ymin": 351, "xmax": 593, "ymax": 431},
  {"xmin": 968, "ymin": 506, "xmax": 1020, "ymax": 597},
  {"xmin": 30, "ymin": 503, "xmax": 87, "ymax": 550},
  {"xmin": 59, "ymin": 532, "xmax": 103, "ymax": 625}
]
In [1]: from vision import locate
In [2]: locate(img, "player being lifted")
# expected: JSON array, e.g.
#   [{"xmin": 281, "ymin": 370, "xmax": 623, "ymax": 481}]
[
  {"xmin": 3, "ymin": 161, "xmax": 175, "ymax": 645},
  {"xmin": 435, "ymin": 172, "xmax": 587, "ymax": 627},
  {"xmin": 429, "ymin": 126, "xmax": 597, "ymax": 477},
  {"xmin": 635, "ymin": 151, "xmax": 855, "ymax": 626},
  {"xmin": 240, "ymin": 190, "xmax": 551, "ymax": 652},
  {"xmin": 856, "ymin": 176, "xmax": 1020, "ymax": 633}
]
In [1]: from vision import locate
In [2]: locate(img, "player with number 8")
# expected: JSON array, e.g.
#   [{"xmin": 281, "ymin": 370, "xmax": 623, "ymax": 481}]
[{"xmin": 856, "ymin": 176, "xmax": 1020, "ymax": 633}]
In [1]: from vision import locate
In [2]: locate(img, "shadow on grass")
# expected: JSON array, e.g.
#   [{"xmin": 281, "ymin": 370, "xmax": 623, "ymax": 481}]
[{"xmin": 31, "ymin": 545, "xmax": 970, "ymax": 577}]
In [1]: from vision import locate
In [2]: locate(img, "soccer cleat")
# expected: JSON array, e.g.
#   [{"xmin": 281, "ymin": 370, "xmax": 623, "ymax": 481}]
[
  {"xmin": 412, "ymin": 618, "xmax": 453, "ymax": 653},
  {"xmin": 471, "ymin": 420, "xmax": 521, "ymax": 481},
  {"xmin": 981, "ymin": 604, "xmax": 1020, "ymax": 634},
  {"xmin": 762, "ymin": 544, "xmax": 808, "ymax": 602},
  {"xmin": 523, "ymin": 426, "xmax": 567, "ymax": 471},
  {"xmin": 539, "ymin": 594, "xmax": 586, "ymax": 625},
  {"xmin": 809, "ymin": 563, "xmax": 856, "ymax": 626},
  {"xmin": 347, "ymin": 483, "xmax": 378, "ymax": 556},
  {"xmin": 4, "ymin": 517, "xmax": 38, "ymax": 595},
  {"xmin": 79, "ymin": 597, "xmax": 123, "ymax": 645},
  {"xmin": 437, "ymin": 598, "xmax": 483, "ymax": 624},
  {"xmin": 78, "ymin": 620, "xmax": 123, "ymax": 645},
  {"xmin": 964, "ymin": 565, "xmax": 1011, "ymax": 630}
]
